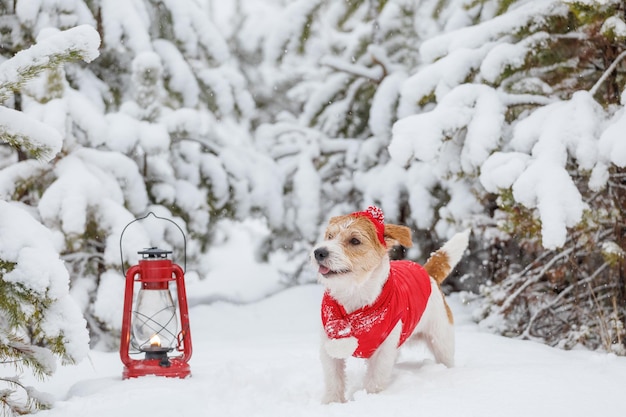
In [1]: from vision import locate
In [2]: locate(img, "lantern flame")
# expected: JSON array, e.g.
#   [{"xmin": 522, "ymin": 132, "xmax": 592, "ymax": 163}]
[{"xmin": 149, "ymin": 334, "xmax": 161, "ymax": 347}]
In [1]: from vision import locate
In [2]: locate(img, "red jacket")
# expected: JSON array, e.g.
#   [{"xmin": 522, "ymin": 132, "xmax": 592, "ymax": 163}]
[{"xmin": 321, "ymin": 260, "xmax": 432, "ymax": 359}]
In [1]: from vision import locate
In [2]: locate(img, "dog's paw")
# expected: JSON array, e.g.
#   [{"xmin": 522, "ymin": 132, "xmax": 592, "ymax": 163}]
[
  {"xmin": 324, "ymin": 337, "xmax": 358, "ymax": 359},
  {"xmin": 322, "ymin": 392, "xmax": 346, "ymax": 404},
  {"xmin": 364, "ymin": 379, "xmax": 386, "ymax": 394}
]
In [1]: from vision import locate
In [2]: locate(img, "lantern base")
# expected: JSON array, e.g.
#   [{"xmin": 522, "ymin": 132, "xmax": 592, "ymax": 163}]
[{"xmin": 122, "ymin": 358, "xmax": 191, "ymax": 379}]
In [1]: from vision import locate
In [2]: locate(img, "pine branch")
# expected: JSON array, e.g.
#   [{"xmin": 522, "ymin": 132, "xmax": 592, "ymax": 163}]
[
  {"xmin": 0, "ymin": 25, "xmax": 100, "ymax": 161},
  {"xmin": 1, "ymin": 331, "xmax": 56, "ymax": 416},
  {"xmin": 0, "ymin": 331, "xmax": 57, "ymax": 379},
  {"xmin": 0, "ymin": 25, "xmax": 100, "ymax": 101},
  {"xmin": 0, "ymin": 109, "xmax": 61, "ymax": 161},
  {"xmin": 1, "ymin": 375, "xmax": 53, "ymax": 416}
]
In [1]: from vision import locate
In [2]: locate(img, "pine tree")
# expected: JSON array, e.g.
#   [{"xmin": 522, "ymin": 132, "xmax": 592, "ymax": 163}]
[
  {"xmin": 244, "ymin": 0, "xmax": 476, "ymax": 280},
  {"xmin": 1, "ymin": 0, "xmax": 287, "ymax": 349},
  {"xmin": 3, "ymin": 0, "xmax": 624, "ymax": 368},
  {"xmin": 0, "ymin": 25, "xmax": 98, "ymax": 416},
  {"xmin": 387, "ymin": 0, "xmax": 626, "ymax": 353}
]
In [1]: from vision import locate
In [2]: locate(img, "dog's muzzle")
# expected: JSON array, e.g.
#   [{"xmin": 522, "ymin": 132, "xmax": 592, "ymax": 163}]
[
  {"xmin": 314, "ymin": 247, "xmax": 335, "ymax": 276},
  {"xmin": 314, "ymin": 247, "xmax": 329, "ymax": 263}
]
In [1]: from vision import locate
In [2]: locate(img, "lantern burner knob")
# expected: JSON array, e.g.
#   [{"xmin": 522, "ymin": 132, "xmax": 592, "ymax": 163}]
[{"xmin": 137, "ymin": 247, "xmax": 172, "ymax": 259}]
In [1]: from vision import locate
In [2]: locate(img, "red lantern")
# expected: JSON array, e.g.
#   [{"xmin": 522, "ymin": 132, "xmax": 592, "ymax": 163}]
[
  {"xmin": 120, "ymin": 228, "xmax": 192, "ymax": 379},
  {"xmin": 120, "ymin": 247, "xmax": 192, "ymax": 378},
  {"xmin": 119, "ymin": 213, "xmax": 192, "ymax": 378}
]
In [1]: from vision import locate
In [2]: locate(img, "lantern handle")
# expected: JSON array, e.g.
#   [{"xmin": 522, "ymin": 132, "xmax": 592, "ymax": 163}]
[{"xmin": 119, "ymin": 212, "xmax": 187, "ymax": 276}]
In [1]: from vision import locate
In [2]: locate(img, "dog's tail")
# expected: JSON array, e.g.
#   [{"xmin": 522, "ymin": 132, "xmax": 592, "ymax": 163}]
[{"xmin": 424, "ymin": 229, "xmax": 470, "ymax": 284}]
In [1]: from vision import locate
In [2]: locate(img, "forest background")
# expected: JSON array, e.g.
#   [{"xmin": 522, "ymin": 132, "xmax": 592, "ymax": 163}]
[{"xmin": 1, "ymin": 0, "xmax": 626, "ymax": 414}]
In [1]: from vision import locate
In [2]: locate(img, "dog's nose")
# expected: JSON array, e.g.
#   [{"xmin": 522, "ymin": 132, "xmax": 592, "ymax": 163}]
[{"xmin": 314, "ymin": 247, "xmax": 329, "ymax": 262}]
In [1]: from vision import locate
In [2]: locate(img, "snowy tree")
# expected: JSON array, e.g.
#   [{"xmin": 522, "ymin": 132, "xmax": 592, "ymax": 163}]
[
  {"xmin": 234, "ymin": 0, "xmax": 478, "ymax": 281},
  {"xmin": 2, "ymin": 0, "xmax": 624, "ymax": 377},
  {"xmin": 0, "ymin": 25, "xmax": 98, "ymax": 416},
  {"xmin": 388, "ymin": 0, "xmax": 626, "ymax": 352},
  {"xmin": 1, "ymin": 0, "xmax": 288, "ymax": 350}
]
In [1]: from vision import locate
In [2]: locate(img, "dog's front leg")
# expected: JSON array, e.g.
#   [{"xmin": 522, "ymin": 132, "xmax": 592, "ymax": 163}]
[
  {"xmin": 364, "ymin": 321, "xmax": 402, "ymax": 394},
  {"xmin": 320, "ymin": 332, "xmax": 348, "ymax": 403}
]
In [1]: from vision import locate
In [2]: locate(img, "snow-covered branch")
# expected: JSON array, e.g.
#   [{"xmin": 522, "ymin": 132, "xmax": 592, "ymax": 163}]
[
  {"xmin": 0, "ymin": 25, "xmax": 100, "ymax": 161},
  {"xmin": 0, "ymin": 25, "xmax": 100, "ymax": 100},
  {"xmin": 0, "ymin": 107, "xmax": 63, "ymax": 161},
  {"xmin": 319, "ymin": 56, "xmax": 384, "ymax": 83}
]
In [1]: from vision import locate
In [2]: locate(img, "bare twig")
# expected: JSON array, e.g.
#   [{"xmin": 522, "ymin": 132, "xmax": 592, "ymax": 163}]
[
  {"xmin": 521, "ymin": 262, "xmax": 609, "ymax": 339},
  {"xmin": 499, "ymin": 248, "xmax": 574, "ymax": 314},
  {"xmin": 589, "ymin": 49, "xmax": 626, "ymax": 97}
]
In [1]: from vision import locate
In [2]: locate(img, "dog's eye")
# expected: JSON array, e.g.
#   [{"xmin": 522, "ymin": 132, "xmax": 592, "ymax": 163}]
[
  {"xmin": 350, "ymin": 238, "xmax": 361, "ymax": 245},
  {"xmin": 326, "ymin": 233, "xmax": 334, "ymax": 240}
]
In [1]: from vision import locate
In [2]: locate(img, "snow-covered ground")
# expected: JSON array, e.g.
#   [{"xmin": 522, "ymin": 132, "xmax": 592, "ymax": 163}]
[{"xmin": 34, "ymin": 283, "xmax": 626, "ymax": 417}]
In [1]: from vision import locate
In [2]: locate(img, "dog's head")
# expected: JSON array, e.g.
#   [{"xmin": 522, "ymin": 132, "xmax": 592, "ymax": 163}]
[{"xmin": 312, "ymin": 206, "xmax": 413, "ymax": 295}]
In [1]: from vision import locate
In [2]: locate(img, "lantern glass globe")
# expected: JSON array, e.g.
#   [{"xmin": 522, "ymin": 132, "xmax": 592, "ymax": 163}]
[{"xmin": 132, "ymin": 288, "xmax": 178, "ymax": 352}]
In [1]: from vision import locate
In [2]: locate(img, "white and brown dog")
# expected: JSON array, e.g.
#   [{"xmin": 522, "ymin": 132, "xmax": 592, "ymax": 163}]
[{"xmin": 312, "ymin": 206, "xmax": 470, "ymax": 403}]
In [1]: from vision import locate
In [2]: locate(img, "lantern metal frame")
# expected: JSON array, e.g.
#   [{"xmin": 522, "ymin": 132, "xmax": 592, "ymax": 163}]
[{"xmin": 119, "ymin": 213, "xmax": 192, "ymax": 379}]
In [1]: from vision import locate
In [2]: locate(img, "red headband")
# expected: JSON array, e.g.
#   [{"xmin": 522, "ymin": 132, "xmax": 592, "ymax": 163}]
[{"xmin": 352, "ymin": 205, "xmax": 386, "ymax": 247}]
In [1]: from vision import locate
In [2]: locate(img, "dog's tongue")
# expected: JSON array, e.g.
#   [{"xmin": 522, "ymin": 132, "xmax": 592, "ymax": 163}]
[{"xmin": 319, "ymin": 265, "xmax": 331, "ymax": 275}]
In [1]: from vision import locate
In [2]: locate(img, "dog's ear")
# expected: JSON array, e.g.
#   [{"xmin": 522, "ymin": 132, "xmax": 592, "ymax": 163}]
[{"xmin": 384, "ymin": 224, "xmax": 413, "ymax": 248}]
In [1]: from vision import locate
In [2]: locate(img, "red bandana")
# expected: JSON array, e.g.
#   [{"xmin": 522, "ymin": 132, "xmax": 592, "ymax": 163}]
[
  {"xmin": 321, "ymin": 260, "xmax": 432, "ymax": 359},
  {"xmin": 352, "ymin": 205, "xmax": 385, "ymax": 247}
]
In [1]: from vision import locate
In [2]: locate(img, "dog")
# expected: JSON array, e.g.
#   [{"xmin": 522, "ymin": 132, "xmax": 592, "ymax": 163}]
[{"xmin": 312, "ymin": 206, "xmax": 470, "ymax": 403}]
